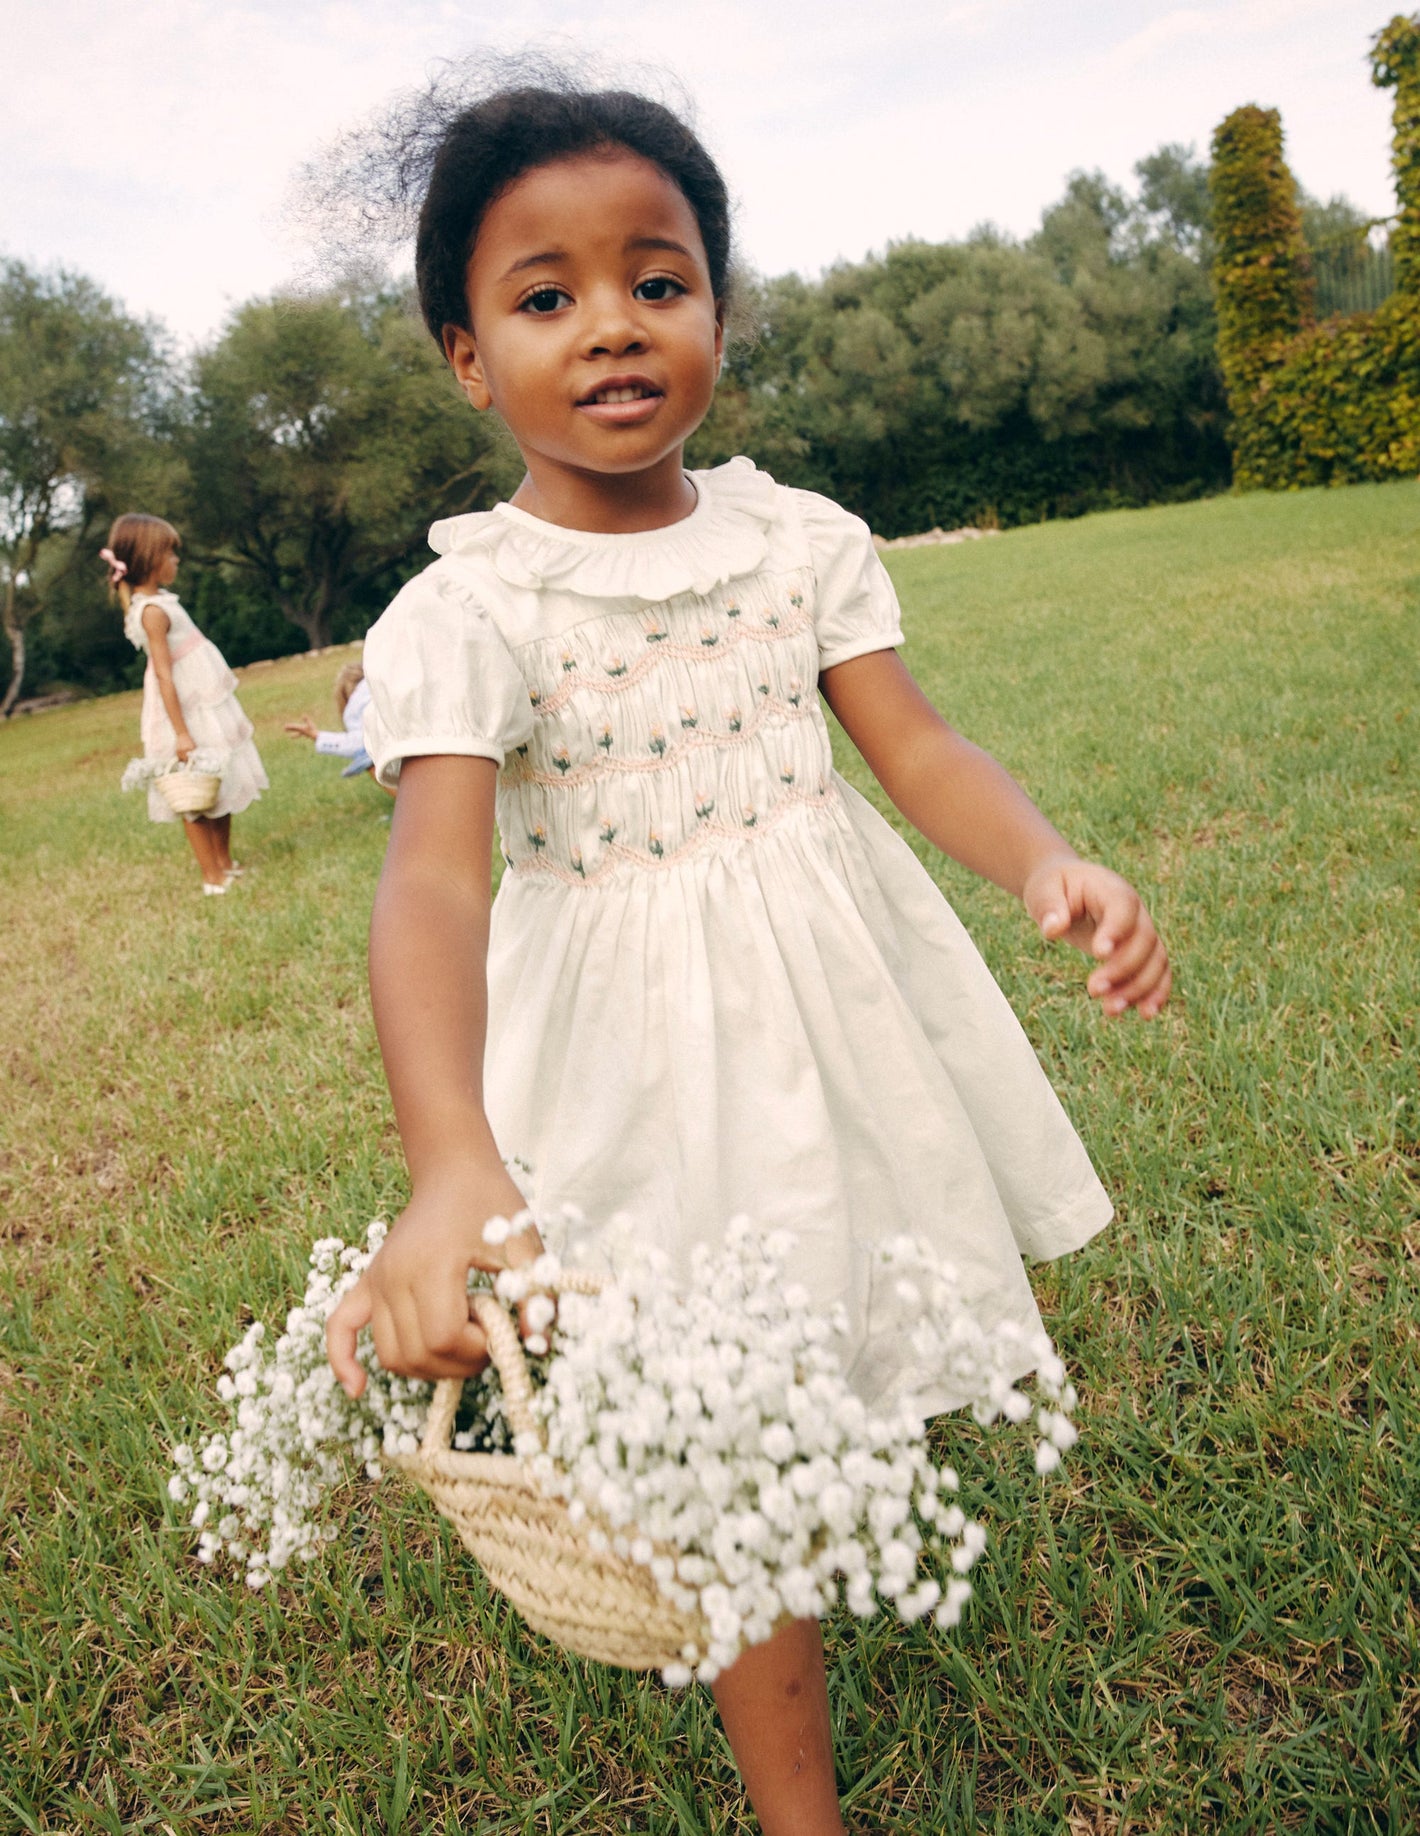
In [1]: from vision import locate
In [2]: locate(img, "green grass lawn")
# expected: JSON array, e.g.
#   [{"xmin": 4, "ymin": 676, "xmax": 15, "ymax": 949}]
[{"xmin": 1, "ymin": 481, "xmax": 1416, "ymax": 1835}]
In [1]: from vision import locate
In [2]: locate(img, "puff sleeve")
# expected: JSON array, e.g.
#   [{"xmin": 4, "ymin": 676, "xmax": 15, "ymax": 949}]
[
  {"xmin": 791, "ymin": 488, "xmax": 905, "ymax": 672},
  {"xmin": 361, "ymin": 565, "xmax": 535, "ymax": 789}
]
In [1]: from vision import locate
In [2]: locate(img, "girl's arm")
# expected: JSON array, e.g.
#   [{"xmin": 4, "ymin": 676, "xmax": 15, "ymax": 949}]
[
  {"xmin": 283, "ymin": 714, "xmax": 361, "ymax": 754},
  {"xmin": 141, "ymin": 603, "xmax": 195, "ymax": 760},
  {"xmin": 326, "ymin": 754, "xmax": 540, "ymax": 1397},
  {"xmin": 820, "ymin": 649, "xmax": 1170, "ymax": 1017}
]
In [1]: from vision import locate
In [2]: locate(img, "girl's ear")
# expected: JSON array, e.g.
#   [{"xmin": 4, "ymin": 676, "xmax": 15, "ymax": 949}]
[{"xmin": 443, "ymin": 323, "xmax": 492, "ymax": 411}]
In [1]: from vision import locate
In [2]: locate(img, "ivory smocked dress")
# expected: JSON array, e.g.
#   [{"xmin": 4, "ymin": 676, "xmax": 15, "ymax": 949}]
[
  {"xmin": 363, "ymin": 459, "xmax": 1112, "ymax": 1416},
  {"xmin": 126, "ymin": 590, "xmax": 268, "ymax": 823}
]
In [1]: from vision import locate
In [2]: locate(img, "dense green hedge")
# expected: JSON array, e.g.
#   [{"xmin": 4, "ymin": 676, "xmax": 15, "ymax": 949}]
[
  {"xmin": 1215, "ymin": 15, "xmax": 1420, "ymax": 489},
  {"xmin": 1234, "ymin": 294, "xmax": 1420, "ymax": 486}
]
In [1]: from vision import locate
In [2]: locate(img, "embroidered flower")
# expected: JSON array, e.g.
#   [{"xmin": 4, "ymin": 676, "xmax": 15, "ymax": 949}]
[
  {"xmin": 694, "ymin": 790, "xmax": 715, "ymax": 820},
  {"xmin": 648, "ymin": 726, "xmax": 667, "ymax": 757},
  {"xmin": 552, "ymin": 745, "xmax": 572, "ymax": 775},
  {"xmin": 757, "ymin": 680, "xmax": 770, "ymax": 697},
  {"xmin": 742, "ymin": 805, "xmax": 758, "ymax": 828},
  {"xmin": 789, "ymin": 592, "xmax": 804, "ymax": 609},
  {"xmin": 725, "ymin": 706, "xmax": 743, "ymax": 732},
  {"xmin": 648, "ymin": 830, "xmax": 665, "ymax": 858},
  {"xmin": 680, "ymin": 705, "xmax": 698, "ymax": 729},
  {"xmin": 787, "ymin": 676, "xmax": 803, "ymax": 708},
  {"xmin": 726, "ymin": 601, "xmax": 741, "ymax": 620},
  {"xmin": 599, "ymin": 818, "xmax": 619, "ymax": 844},
  {"xmin": 605, "ymin": 654, "xmax": 628, "ymax": 678},
  {"xmin": 763, "ymin": 609, "xmax": 780, "ymax": 630},
  {"xmin": 571, "ymin": 848, "xmax": 585, "ymax": 877},
  {"xmin": 644, "ymin": 618, "xmax": 669, "ymax": 644},
  {"xmin": 561, "ymin": 649, "xmax": 578, "ymax": 673},
  {"xmin": 528, "ymin": 686, "xmax": 542, "ymax": 707},
  {"xmin": 527, "ymin": 825, "xmax": 547, "ymax": 851},
  {"xmin": 781, "ymin": 761, "xmax": 797, "ymax": 786},
  {"xmin": 596, "ymin": 723, "xmax": 614, "ymax": 753},
  {"xmin": 700, "ymin": 625, "xmax": 719, "ymax": 647}
]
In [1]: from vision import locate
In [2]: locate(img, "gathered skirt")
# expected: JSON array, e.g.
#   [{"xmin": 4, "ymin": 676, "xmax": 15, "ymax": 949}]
[
  {"xmin": 484, "ymin": 774, "xmax": 1111, "ymax": 1417},
  {"xmin": 140, "ymin": 643, "xmax": 268, "ymax": 824}
]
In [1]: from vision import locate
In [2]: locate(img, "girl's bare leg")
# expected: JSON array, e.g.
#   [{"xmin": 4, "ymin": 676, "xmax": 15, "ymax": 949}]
[
  {"xmin": 208, "ymin": 813, "xmax": 234, "ymax": 874},
  {"xmin": 711, "ymin": 1618, "xmax": 846, "ymax": 1836},
  {"xmin": 182, "ymin": 816, "xmax": 226, "ymax": 886}
]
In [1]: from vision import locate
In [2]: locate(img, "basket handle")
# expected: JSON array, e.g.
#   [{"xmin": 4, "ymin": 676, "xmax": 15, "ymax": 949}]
[{"xmin": 418, "ymin": 1267, "xmax": 604, "ymax": 1458}]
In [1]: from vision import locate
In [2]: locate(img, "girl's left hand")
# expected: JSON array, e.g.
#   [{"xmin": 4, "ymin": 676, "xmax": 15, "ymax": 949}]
[{"xmin": 1023, "ymin": 858, "xmax": 1171, "ymax": 1018}]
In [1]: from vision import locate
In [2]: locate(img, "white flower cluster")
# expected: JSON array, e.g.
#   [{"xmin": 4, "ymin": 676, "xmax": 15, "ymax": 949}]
[
  {"xmin": 170, "ymin": 1212, "xmax": 1077, "ymax": 1686},
  {"xmin": 121, "ymin": 748, "xmax": 227, "ymax": 791},
  {"xmin": 495, "ymin": 1218, "xmax": 1076, "ymax": 1685},
  {"xmin": 167, "ymin": 1223, "xmax": 513, "ymax": 1589}
]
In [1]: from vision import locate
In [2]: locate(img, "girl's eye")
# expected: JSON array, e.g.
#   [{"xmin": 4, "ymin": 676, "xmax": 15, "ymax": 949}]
[
  {"xmin": 520, "ymin": 286, "xmax": 571, "ymax": 315},
  {"xmin": 634, "ymin": 277, "xmax": 687, "ymax": 303}
]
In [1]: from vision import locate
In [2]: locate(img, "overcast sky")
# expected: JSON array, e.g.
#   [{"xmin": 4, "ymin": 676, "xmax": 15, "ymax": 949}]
[{"xmin": 4, "ymin": 0, "xmax": 1396, "ymax": 345}]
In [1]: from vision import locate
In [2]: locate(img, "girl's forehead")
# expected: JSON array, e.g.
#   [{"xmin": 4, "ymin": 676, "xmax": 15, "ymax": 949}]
[{"xmin": 471, "ymin": 150, "xmax": 708, "ymax": 280}]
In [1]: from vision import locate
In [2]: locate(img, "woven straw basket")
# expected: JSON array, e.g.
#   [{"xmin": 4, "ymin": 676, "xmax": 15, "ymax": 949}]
[
  {"xmin": 156, "ymin": 768, "xmax": 221, "ymax": 817},
  {"xmin": 394, "ymin": 1275, "xmax": 710, "ymax": 1671}
]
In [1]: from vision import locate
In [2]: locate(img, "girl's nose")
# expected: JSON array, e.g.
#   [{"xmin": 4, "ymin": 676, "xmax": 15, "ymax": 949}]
[{"xmin": 583, "ymin": 290, "xmax": 646, "ymax": 356}]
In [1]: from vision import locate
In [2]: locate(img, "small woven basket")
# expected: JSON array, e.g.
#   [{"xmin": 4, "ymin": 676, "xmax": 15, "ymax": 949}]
[
  {"xmin": 394, "ymin": 1276, "xmax": 710, "ymax": 1671},
  {"xmin": 156, "ymin": 768, "xmax": 221, "ymax": 817}
]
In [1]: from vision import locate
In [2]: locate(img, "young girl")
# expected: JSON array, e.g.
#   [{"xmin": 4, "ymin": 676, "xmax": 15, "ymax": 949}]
[
  {"xmin": 284, "ymin": 657, "xmax": 379, "ymax": 781},
  {"xmin": 107, "ymin": 514, "xmax": 268, "ymax": 893},
  {"xmin": 325, "ymin": 82, "xmax": 1170, "ymax": 1835}
]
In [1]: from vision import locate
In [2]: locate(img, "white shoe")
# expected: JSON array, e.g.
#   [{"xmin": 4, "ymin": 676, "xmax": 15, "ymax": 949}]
[{"xmin": 202, "ymin": 881, "xmax": 228, "ymax": 896}]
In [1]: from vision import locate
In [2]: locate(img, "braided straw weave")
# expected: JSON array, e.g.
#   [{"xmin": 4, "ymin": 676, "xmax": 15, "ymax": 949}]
[
  {"xmin": 156, "ymin": 769, "xmax": 221, "ymax": 816},
  {"xmin": 394, "ymin": 1275, "xmax": 710, "ymax": 1670}
]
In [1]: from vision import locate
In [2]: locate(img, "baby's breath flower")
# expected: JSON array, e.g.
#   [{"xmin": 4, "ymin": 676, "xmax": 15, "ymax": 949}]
[{"xmin": 170, "ymin": 1213, "xmax": 1076, "ymax": 1682}]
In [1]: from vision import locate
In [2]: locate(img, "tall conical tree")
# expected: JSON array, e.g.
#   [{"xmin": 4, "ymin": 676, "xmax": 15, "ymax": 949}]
[
  {"xmin": 1208, "ymin": 106, "xmax": 1313, "ymax": 408},
  {"xmin": 1371, "ymin": 14, "xmax": 1420, "ymax": 297}
]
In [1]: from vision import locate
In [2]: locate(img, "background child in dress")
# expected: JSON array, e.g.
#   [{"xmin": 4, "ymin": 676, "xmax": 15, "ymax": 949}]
[
  {"xmin": 107, "ymin": 513, "xmax": 268, "ymax": 894},
  {"xmin": 324, "ymin": 79, "xmax": 1170, "ymax": 1836},
  {"xmin": 284, "ymin": 657, "xmax": 381, "ymax": 782}
]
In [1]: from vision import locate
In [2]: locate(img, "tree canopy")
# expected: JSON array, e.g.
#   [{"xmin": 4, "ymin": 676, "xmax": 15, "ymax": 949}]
[
  {"xmin": 0, "ymin": 260, "xmax": 172, "ymax": 713},
  {"xmin": 183, "ymin": 290, "xmax": 517, "ymax": 651}
]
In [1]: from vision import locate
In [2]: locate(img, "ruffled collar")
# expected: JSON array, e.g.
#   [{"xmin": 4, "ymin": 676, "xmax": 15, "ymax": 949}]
[{"xmin": 427, "ymin": 457, "xmax": 780, "ymax": 602}]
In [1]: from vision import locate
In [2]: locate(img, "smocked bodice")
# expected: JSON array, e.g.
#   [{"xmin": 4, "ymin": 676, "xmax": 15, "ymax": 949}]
[
  {"xmin": 361, "ymin": 458, "xmax": 905, "ymax": 891},
  {"xmin": 497, "ymin": 568, "xmax": 832, "ymax": 884}
]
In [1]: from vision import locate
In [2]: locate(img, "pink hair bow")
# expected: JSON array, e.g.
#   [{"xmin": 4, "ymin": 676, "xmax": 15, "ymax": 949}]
[{"xmin": 99, "ymin": 546, "xmax": 128, "ymax": 583}]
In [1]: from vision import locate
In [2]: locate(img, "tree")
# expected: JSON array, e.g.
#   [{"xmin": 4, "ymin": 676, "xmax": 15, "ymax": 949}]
[
  {"xmin": 1208, "ymin": 106, "xmax": 1314, "ymax": 409},
  {"xmin": 183, "ymin": 290, "xmax": 518, "ymax": 651},
  {"xmin": 0, "ymin": 261, "xmax": 171, "ymax": 715},
  {"xmin": 693, "ymin": 144, "xmax": 1232, "ymax": 536}
]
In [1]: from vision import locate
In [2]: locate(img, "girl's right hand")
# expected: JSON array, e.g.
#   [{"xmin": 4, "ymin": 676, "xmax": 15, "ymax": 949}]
[
  {"xmin": 326, "ymin": 1165, "xmax": 542, "ymax": 1399},
  {"xmin": 175, "ymin": 730, "xmax": 197, "ymax": 762},
  {"xmin": 284, "ymin": 715, "xmax": 318, "ymax": 742}
]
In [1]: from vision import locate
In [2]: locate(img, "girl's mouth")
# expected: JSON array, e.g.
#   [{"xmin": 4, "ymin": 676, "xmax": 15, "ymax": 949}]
[{"xmin": 576, "ymin": 379, "xmax": 664, "ymax": 425}]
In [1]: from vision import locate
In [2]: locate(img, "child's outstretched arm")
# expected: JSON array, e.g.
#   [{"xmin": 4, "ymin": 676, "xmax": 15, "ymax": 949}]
[
  {"xmin": 326, "ymin": 755, "xmax": 541, "ymax": 1398},
  {"xmin": 821, "ymin": 650, "xmax": 1171, "ymax": 1017}
]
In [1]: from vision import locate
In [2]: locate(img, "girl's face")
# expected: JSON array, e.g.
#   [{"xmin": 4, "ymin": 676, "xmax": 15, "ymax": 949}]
[
  {"xmin": 157, "ymin": 544, "xmax": 180, "ymax": 587},
  {"xmin": 445, "ymin": 149, "xmax": 723, "ymax": 524}
]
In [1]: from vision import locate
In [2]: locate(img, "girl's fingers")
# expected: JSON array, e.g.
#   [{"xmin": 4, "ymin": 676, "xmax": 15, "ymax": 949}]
[
  {"xmin": 1086, "ymin": 917, "xmax": 1156, "ymax": 995},
  {"xmin": 1087, "ymin": 884, "xmax": 1143, "ymax": 960},
  {"xmin": 327, "ymin": 1282, "xmax": 373, "ymax": 1398},
  {"xmin": 1097, "ymin": 941, "xmax": 1171, "ymax": 1015},
  {"xmin": 1138, "ymin": 961, "xmax": 1173, "ymax": 1018}
]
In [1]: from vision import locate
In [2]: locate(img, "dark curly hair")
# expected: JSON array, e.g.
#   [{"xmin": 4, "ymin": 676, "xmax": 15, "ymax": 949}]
[{"xmin": 414, "ymin": 84, "xmax": 732, "ymax": 347}]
